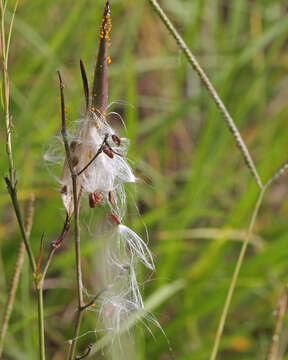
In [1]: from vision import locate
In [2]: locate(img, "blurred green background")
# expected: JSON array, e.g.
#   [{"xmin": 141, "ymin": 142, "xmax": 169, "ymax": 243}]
[{"xmin": 1, "ymin": 0, "xmax": 288, "ymax": 359}]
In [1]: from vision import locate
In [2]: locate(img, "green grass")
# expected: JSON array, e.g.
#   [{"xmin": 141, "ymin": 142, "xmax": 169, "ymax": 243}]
[{"xmin": 1, "ymin": 0, "xmax": 288, "ymax": 359}]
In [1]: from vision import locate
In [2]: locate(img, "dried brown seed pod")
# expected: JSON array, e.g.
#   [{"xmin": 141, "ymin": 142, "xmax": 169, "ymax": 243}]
[
  {"xmin": 108, "ymin": 191, "xmax": 114, "ymax": 205},
  {"xmin": 89, "ymin": 191, "xmax": 102, "ymax": 208},
  {"xmin": 102, "ymin": 144, "xmax": 114, "ymax": 158},
  {"xmin": 109, "ymin": 213, "xmax": 120, "ymax": 225},
  {"xmin": 111, "ymin": 134, "xmax": 121, "ymax": 146},
  {"xmin": 60, "ymin": 185, "xmax": 67, "ymax": 194}
]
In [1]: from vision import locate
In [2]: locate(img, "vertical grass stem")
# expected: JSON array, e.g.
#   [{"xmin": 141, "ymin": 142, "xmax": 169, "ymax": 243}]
[{"xmin": 147, "ymin": 0, "xmax": 263, "ymax": 189}]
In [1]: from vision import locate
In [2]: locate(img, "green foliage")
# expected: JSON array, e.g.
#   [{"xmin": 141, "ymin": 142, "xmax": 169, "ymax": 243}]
[{"xmin": 1, "ymin": 0, "xmax": 288, "ymax": 359}]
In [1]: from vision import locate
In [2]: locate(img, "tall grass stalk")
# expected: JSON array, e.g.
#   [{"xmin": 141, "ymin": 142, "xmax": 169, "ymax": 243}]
[
  {"xmin": 0, "ymin": 194, "xmax": 35, "ymax": 356},
  {"xmin": 147, "ymin": 0, "xmax": 263, "ymax": 190},
  {"xmin": 146, "ymin": 1, "xmax": 288, "ymax": 359},
  {"xmin": 0, "ymin": 2, "xmax": 45, "ymax": 359},
  {"xmin": 210, "ymin": 188, "xmax": 265, "ymax": 360}
]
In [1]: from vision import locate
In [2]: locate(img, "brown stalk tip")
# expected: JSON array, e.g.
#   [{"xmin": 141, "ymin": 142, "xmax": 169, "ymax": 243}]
[
  {"xmin": 57, "ymin": 70, "xmax": 64, "ymax": 88},
  {"xmin": 92, "ymin": 1, "xmax": 112, "ymax": 115},
  {"xmin": 80, "ymin": 60, "xmax": 90, "ymax": 112}
]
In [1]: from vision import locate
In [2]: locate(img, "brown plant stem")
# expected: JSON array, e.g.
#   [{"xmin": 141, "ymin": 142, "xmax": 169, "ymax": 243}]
[
  {"xmin": 77, "ymin": 135, "xmax": 107, "ymax": 176},
  {"xmin": 41, "ymin": 215, "xmax": 71, "ymax": 283},
  {"xmin": 58, "ymin": 71, "xmax": 84, "ymax": 360}
]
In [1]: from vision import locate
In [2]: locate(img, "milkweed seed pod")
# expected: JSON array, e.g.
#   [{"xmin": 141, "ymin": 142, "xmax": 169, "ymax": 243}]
[{"xmin": 47, "ymin": 0, "xmax": 158, "ymax": 347}]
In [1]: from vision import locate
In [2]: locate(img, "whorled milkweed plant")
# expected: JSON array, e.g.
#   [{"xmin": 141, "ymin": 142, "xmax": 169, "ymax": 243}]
[
  {"xmin": 1, "ymin": 1, "xmax": 158, "ymax": 359},
  {"xmin": 2, "ymin": 0, "xmax": 288, "ymax": 359},
  {"xmin": 47, "ymin": 1, "xmax": 157, "ymax": 358}
]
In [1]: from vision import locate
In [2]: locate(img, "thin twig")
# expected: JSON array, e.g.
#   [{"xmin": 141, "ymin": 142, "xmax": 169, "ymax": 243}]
[
  {"xmin": 147, "ymin": 0, "xmax": 263, "ymax": 190},
  {"xmin": 57, "ymin": 71, "xmax": 75, "ymax": 176},
  {"xmin": 80, "ymin": 288, "xmax": 106, "ymax": 311},
  {"xmin": 67, "ymin": 289, "xmax": 106, "ymax": 360},
  {"xmin": 41, "ymin": 247, "xmax": 56, "ymax": 285},
  {"xmin": 67, "ymin": 311, "xmax": 84, "ymax": 360},
  {"xmin": 77, "ymin": 134, "xmax": 107, "ymax": 176},
  {"xmin": 0, "ymin": 194, "xmax": 35, "ymax": 356},
  {"xmin": 41, "ymin": 215, "xmax": 71, "ymax": 284},
  {"xmin": 76, "ymin": 344, "xmax": 92, "ymax": 360},
  {"xmin": 58, "ymin": 71, "xmax": 84, "ymax": 360}
]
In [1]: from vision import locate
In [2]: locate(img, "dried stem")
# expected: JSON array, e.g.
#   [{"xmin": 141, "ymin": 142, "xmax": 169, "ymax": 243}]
[
  {"xmin": 77, "ymin": 135, "xmax": 107, "ymax": 176},
  {"xmin": 267, "ymin": 285, "xmax": 288, "ymax": 360},
  {"xmin": 76, "ymin": 344, "xmax": 92, "ymax": 360},
  {"xmin": 67, "ymin": 289, "xmax": 106, "ymax": 360},
  {"xmin": 147, "ymin": 0, "xmax": 263, "ymax": 190},
  {"xmin": 0, "ymin": 194, "xmax": 35, "ymax": 356},
  {"xmin": 41, "ymin": 215, "xmax": 71, "ymax": 284},
  {"xmin": 58, "ymin": 71, "xmax": 85, "ymax": 359}
]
